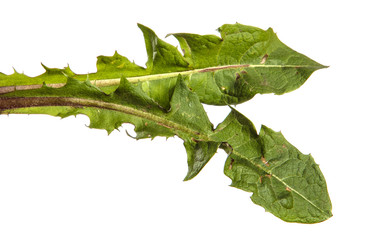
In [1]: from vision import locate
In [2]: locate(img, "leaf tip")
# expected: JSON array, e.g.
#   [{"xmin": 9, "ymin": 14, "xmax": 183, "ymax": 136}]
[
  {"xmin": 183, "ymin": 174, "xmax": 192, "ymax": 182},
  {"xmin": 137, "ymin": 23, "xmax": 150, "ymax": 31},
  {"xmin": 126, "ymin": 129, "xmax": 137, "ymax": 139},
  {"xmin": 41, "ymin": 62, "xmax": 49, "ymax": 71},
  {"xmin": 12, "ymin": 67, "xmax": 18, "ymax": 74}
]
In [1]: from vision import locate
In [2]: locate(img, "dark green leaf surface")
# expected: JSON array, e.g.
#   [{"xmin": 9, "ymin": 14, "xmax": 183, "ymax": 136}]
[
  {"xmin": 183, "ymin": 141, "xmax": 220, "ymax": 181},
  {"xmin": 212, "ymin": 109, "xmax": 332, "ymax": 223},
  {"xmin": 0, "ymin": 23, "xmax": 326, "ymax": 109}
]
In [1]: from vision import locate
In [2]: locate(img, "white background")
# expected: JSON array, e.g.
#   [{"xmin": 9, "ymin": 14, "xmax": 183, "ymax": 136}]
[{"xmin": 0, "ymin": 0, "xmax": 376, "ymax": 239}]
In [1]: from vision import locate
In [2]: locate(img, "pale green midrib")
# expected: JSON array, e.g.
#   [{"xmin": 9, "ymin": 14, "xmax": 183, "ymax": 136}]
[
  {"xmin": 0, "ymin": 64, "xmax": 322, "ymax": 94},
  {"xmin": 230, "ymin": 148, "xmax": 330, "ymax": 218},
  {"xmin": 0, "ymin": 96, "xmax": 211, "ymax": 142},
  {"xmin": 95, "ymin": 64, "xmax": 321, "ymax": 85}
]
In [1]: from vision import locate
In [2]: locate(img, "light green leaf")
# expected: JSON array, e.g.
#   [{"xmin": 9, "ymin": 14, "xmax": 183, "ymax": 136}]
[{"xmin": 0, "ymin": 23, "xmax": 326, "ymax": 108}]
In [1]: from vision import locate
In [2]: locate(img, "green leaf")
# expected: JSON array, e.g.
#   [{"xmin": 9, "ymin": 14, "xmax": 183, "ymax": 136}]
[
  {"xmin": 0, "ymin": 23, "xmax": 326, "ymax": 109},
  {"xmin": 0, "ymin": 74, "xmax": 220, "ymax": 178},
  {"xmin": 0, "ymin": 75, "xmax": 203, "ymax": 137},
  {"xmin": 212, "ymin": 109, "xmax": 332, "ymax": 223},
  {"xmin": 183, "ymin": 141, "xmax": 220, "ymax": 181},
  {"xmin": 0, "ymin": 23, "xmax": 332, "ymax": 222},
  {"xmin": 0, "ymin": 75, "xmax": 331, "ymax": 223}
]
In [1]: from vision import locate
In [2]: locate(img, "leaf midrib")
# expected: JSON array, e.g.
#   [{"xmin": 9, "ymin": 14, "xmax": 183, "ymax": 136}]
[
  {"xmin": 0, "ymin": 96, "xmax": 211, "ymax": 142},
  {"xmin": 0, "ymin": 63, "xmax": 323, "ymax": 94}
]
